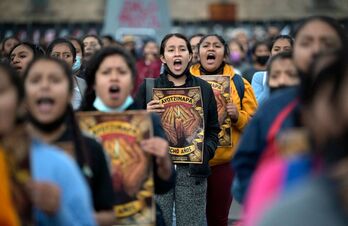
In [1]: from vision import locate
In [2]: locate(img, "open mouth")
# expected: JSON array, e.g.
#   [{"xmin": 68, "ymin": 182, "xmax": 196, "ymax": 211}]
[
  {"xmin": 207, "ymin": 53, "xmax": 216, "ymax": 64},
  {"xmin": 173, "ymin": 59, "xmax": 183, "ymax": 70},
  {"xmin": 109, "ymin": 85, "xmax": 120, "ymax": 99},
  {"xmin": 14, "ymin": 66, "xmax": 22, "ymax": 71},
  {"xmin": 36, "ymin": 97, "xmax": 55, "ymax": 113}
]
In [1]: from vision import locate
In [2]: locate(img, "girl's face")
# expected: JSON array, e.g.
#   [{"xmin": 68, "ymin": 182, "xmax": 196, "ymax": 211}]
[
  {"xmin": 83, "ymin": 37, "xmax": 101, "ymax": 59},
  {"xmin": 0, "ymin": 68, "xmax": 19, "ymax": 136},
  {"xmin": 4, "ymin": 38, "xmax": 19, "ymax": 55},
  {"xmin": 268, "ymin": 58, "xmax": 299, "ymax": 88},
  {"xmin": 94, "ymin": 55, "xmax": 133, "ymax": 108},
  {"xmin": 293, "ymin": 20, "xmax": 342, "ymax": 74},
  {"xmin": 254, "ymin": 44, "xmax": 271, "ymax": 58},
  {"xmin": 143, "ymin": 41, "xmax": 159, "ymax": 58},
  {"xmin": 160, "ymin": 36, "xmax": 192, "ymax": 76},
  {"xmin": 10, "ymin": 45, "xmax": 34, "ymax": 75},
  {"xmin": 51, "ymin": 44, "xmax": 74, "ymax": 68},
  {"xmin": 229, "ymin": 42, "xmax": 244, "ymax": 57},
  {"xmin": 25, "ymin": 60, "xmax": 71, "ymax": 124},
  {"xmin": 190, "ymin": 36, "xmax": 203, "ymax": 63},
  {"xmin": 199, "ymin": 36, "xmax": 225, "ymax": 72},
  {"xmin": 271, "ymin": 39, "xmax": 292, "ymax": 56},
  {"xmin": 70, "ymin": 40, "xmax": 83, "ymax": 58}
]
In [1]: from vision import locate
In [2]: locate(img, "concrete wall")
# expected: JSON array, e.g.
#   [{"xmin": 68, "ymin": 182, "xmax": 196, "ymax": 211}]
[
  {"xmin": 0, "ymin": 0, "xmax": 347, "ymax": 23},
  {"xmin": 0, "ymin": 0, "xmax": 105, "ymax": 22},
  {"xmin": 169, "ymin": 0, "xmax": 348, "ymax": 21}
]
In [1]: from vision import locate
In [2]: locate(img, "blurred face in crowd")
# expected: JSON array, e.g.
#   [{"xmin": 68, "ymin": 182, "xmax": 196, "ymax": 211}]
[
  {"xmin": 235, "ymin": 32, "xmax": 249, "ymax": 52},
  {"xmin": 25, "ymin": 59, "xmax": 71, "ymax": 125},
  {"xmin": 50, "ymin": 43, "xmax": 75, "ymax": 68},
  {"xmin": 190, "ymin": 36, "xmax": 203, "ymax": 64},
  {"xmin": 254, "ymin": 43, "xmax": 271, "ymax": 66},
  {"xmin": 10, "ymin": 45, "xmax": 34, "ymax": 75},
  {"xmin": 293, "ymin": 19, "xmax": 342, "ymax": 74},
  {"xmin": 3, "ymin": 38, "xmax": 19, "ymax": 56},
  {"xmin": 267, "ymin": 26, "xmax": 280, "ymax": 39},
  {"xmin": 94, "ymin": 54, "xmax": 133, "ymax": 108},
  {"xmin": 199, "ymin": 36, "xmax": 225, "ymax": 72},
  {"xmin": 229, "ymin": 40, "xmax": 244, "ymax": 64},
  {"xmin": 143, "ymin": 41, "xmax": 159, "ymax": 61},
  {"xmin": 161, "ymin": 36, "xmax": 192, "ymax": 76},
  {"xmin": 271, "ymin": 39, "xmax": 292, "ymax": 56},
  {"xmin": 102, "ymin": 37, "xmax": 112, "ymax": 47},
  {"xmin": 70, "ymin": 39, "xmax": 83, "ymax": 58},
  {"xmin": 268, "ymin": 58, "xmax": 299, "ymax": 90},
  {"xmin": 83, "ymin": 36, "xmax": 101, "ymax": 60},
  {"xmin": 0, "ymin": 68, "xmax": 20, "ymax": 136}
]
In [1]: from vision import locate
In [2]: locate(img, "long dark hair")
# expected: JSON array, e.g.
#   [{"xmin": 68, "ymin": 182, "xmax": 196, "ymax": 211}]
[
  {"xmin": 293, "ymin": 16, "xmax": 347, "ymax": 44},
  {"xmin": 23, "ymin": 56, "xmax": 90, "ymax": 173},
  {"xmin": 198, "ymin": 34, "xmax": 230, "ymax": 58},
  {"xmin": 47, "ymin": 38, "xmax": 77, "ymax": 62},
  {"xmin": 68, "ymin": 37, "xmax": 85, "ymax": 57},
  {"xmin": 9, "ymin": 42, "xmax": 45, "ymax": 61},
  {"xmin": 0, "ymin": 62, "xmax": 24, "ymax": 104},
  {"xmin": 82, "ymin": 34, "xmax": 103, "ymax": 48},
  {"xmin": 80, "ymin": 47, "xmax": 136, "ymax": 111},
  {"xmin": 271, "ymin": 35, "xmax": 294, "ymax": 50},
  {"xmin": 160, "ymin": 33, "xmax": 193, "ymax": 56}
]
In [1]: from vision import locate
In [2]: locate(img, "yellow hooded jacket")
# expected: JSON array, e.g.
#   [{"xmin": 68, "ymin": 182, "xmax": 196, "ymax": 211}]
[
  {"xmin": 0, "ymin": 147, "xmax": 20, "ymax": 226},
  {"xmin": 190, "ymin": 64, "xmax": 258, "ymax": 166}
]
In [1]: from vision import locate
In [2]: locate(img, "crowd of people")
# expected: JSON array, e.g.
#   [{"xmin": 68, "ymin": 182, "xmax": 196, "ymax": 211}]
[{"xmin": 0, "ymin": 15, "xmax": 347, "ymax": 226}]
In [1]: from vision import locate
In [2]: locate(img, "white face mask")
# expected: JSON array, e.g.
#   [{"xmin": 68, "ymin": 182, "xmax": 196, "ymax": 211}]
[{"xmin": 72, "ymin": 55, "xmax": 82, "ymax": 73}]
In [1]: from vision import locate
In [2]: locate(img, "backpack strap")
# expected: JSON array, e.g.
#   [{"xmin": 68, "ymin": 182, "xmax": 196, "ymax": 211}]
[
  {"xmin": 145, "ymin": 78, "xmax": 155, "ymax": 105},
  {"xmin": 232, "ymin": 74, "xmax": 245, "ymax": 109},
  {"xmin": 267, "ymin": 98, "xmax": 299, "ymax": 143}
]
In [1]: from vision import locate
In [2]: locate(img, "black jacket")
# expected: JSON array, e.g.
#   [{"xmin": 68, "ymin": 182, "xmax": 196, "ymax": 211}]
[{"xmin": 134, "ymin": 73, "xmax": 220, "ymax": 177}]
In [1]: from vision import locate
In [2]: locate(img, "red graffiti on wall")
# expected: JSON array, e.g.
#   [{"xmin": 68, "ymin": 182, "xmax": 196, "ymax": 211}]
[{"xmin": 119, "ymin": 0, "xmax": 160, "ymax": 28}]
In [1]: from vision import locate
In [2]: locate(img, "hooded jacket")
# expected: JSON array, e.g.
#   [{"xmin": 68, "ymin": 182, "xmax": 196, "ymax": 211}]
[{"xmin": 190, "ymin": 63, "xmax": 258, "ymax": 166}]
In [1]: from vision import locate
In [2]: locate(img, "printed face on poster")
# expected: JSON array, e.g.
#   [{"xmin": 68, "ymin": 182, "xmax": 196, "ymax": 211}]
[
  {"xmin": 153, "ymin": 86, "xmax": 205, "ymax": 164},
  {"xmin": 77, "ymin": 111, "xmax": 156, "ymax": 226},
  {"xmin": 200, "ymin": 75, "xmax": 232, "ymax": 147}
]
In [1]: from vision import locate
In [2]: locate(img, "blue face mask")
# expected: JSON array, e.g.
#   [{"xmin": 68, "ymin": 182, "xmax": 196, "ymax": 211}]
[
  {"xmin": 93, "ymin": 96, "xmax": 134, "ymax": 113},
  {"xmin": 72, "ymin": 55, "xmax": 82, "ymax": 73}
]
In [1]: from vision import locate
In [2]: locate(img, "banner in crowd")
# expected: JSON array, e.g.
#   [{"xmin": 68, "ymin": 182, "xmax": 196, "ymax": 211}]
[
  {"xmin": 77, "ymin": 111, "xmax": 155, "ymax": 226},
  {"xmin": 153, "ymin": 87, "xmax": 204, "ymax": 164},
  {"xmin": 200, "ymin": 75, "xmax": 232, "ymax": 147}
]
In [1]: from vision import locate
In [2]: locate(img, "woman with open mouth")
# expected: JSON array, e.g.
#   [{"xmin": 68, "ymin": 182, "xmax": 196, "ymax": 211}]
[
  {"xmin": 23, "ymin": 56, "xmax": 113, "ymax": 225},
  {"xmin": 190, "ymin": 34, "xmax": 258, "ymax": 226},
  {"xmin": 0, "ymin": 60, "xmax": 96, "ymax": 225},
  {"xmin": 9, "ymin": 42, "xmax": 45, "ymax": 76},
  {"xmin": 134, "ymin": 33, "xmax": 220, "ymax": 226},
  {"xmin": 79, "ymin": 47, "xmax": 175, "ymax": 226}
]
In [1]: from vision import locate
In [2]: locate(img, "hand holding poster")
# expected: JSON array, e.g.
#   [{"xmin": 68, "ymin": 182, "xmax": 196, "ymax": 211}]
[
  {"xmin": 77, "ymin": 111, "xmax": 155, "ymax": 226},
  {"xmin": 200, "ymin": 75, "xmax": 232, "ymax": 147},
  {"xmin": 153, "ymin": 87, "xmax": 204, "ymax": 164}
]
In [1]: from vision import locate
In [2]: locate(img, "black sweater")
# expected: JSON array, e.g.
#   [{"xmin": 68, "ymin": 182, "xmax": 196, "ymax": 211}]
[{"xmin": 134, "ymin": 73, "xmax": 220, "ymax": 177}]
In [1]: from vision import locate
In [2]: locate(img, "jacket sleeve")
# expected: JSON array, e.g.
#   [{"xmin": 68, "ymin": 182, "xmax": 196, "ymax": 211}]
[
  {"xmin": 251, "ymin": 72, "xmax": 269, "ymax": 105},
  {"xmin": 205, "ymin": 86, "xmax": 220, "ymax": 160},
  {"xmin": 232, "ymin": 110, "xmax": 265, "ymax": 203},
  {"xmin": 133, "ymin": 81, "xmax": 147, "ymax": 110},
  {"xmin": 233, "ymin": 78, "xmax": 258, "ymax": 132}
]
